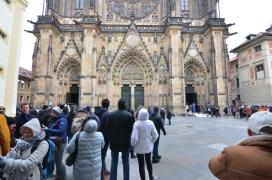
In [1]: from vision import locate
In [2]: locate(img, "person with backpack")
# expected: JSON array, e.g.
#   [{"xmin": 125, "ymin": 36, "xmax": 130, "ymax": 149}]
[
  {"xmin": 0, "ymin": 118, "xmax": 49, "ymax": 180},
  {"xmin": 46, "ymin": 106, "xmax": 67, "ymax": 180},
  {"xmin": 66, "ymin": 118, "xmax": 104, "ymax": 180},
  {"xmin": 131, "ymin": 108, "xmax": 158, "ymax": 180}
]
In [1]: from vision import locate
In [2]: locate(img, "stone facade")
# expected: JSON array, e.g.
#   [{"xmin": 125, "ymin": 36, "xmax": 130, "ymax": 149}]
[
  {"xmin": 0, "ymin": 0, "xmax": 28, "ymax": 116},
  {"xmin": 231, "ymin": 27, "xmax": 272, "ymax": 105},
  {"xmin": 30, "ymin": 0, "xmax": 230, "ymax": 114},
  {"xmin": 228, "ymin": 56, "xmax": 240, "ymax": 106},
  {"xmin": 17, "ymin": 67, "xmax": 32, "ymax": 105}
]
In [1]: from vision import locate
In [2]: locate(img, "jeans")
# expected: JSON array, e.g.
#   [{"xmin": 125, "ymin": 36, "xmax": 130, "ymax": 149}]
[
  {"xmin": 152, "ymin": 136, "xmax": 160, "ymax": 160},
  {"xmin": 110, "ymin": 150, "xmax": 130, "ymax": 180},
  {"xmin": 55, "ymin": 143, "xmax": 67, "ymax": 180},
  {"xmin": 137, "ymin": 153, "xmax": 153, "ymax": 180},
  {"xmin": 101, "ymin": 137, "xmax": 110, "ymax": 175}
]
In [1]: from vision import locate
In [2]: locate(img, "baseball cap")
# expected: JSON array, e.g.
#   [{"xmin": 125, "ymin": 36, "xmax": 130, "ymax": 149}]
[{"xmin": 248, "ymin": 111, "xmax": 272, "ymax": 135}]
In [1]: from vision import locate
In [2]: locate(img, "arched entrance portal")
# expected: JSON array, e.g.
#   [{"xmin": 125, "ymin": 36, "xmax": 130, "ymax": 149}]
[
  {"xmin": 184, "ymin": 59, "xmax": 208, "ymax": 108},
  {"xmin": 56, "ymin": 58, "xmax": 81, "ymax": 105},
  {"xmin": 111, "ymin": 50, "xmax": 154, "ymax": 110},
  {"xmin": 120, "ymin": 61, "xmax": 145, "ymax": 110}
]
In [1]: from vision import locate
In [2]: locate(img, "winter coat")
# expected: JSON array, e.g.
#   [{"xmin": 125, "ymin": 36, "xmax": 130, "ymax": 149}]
[
  {"xmin": 95, "ymin": 107, "xmax": 110, "ymax": 141},
  {"xmin": 3, "ymin": 118, "xmax": 49, "ymax": 180},
  {"xmin": 151, "ymin": 114, "xmax": 166, "ymax": 136},
  {"xmin": 209, "ymin": 135, "xmax": 272, "ymax": 180},
  {"xmin": 66, "ymin": 120, "xmax": 104, "ymax": 180},
  {"xmin": 106, "ymin": 109, "xmax": 134, "ymax": 152},
  {"xmin": 0, "ymin": 115, "xmax": 10, "ymax": 156},
  {"xmin": 131, "ymin": 119, "xmax": 158, "ymax": 154},
  {"xmin": 47, "ymin": 113, "xmax": 67, "ymax": 143},
  {"xmin": 15, "ymin": 113, "xmax": 36, "ymax": 138}
]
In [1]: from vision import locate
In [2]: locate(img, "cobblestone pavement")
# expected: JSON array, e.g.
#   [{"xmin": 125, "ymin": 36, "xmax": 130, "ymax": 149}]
[{"xmin": 50, "ymin": 115, "xmax": 249, "ymax": 180}]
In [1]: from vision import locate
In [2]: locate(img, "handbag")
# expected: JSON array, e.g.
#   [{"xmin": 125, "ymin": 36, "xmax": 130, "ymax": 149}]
[{"xmin": 65, "ymin": 132, "xmax": 80, "ymax": 166}]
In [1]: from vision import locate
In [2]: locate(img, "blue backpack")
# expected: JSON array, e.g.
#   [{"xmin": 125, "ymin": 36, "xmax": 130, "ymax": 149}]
[{"xmin": 31, "ymin": 139, "xmax": 56, "ymax": 179}]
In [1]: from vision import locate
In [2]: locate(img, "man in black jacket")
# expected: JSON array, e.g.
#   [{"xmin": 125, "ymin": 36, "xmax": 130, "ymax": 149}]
[
  {"xmin": 151, "ymin": 106, "xmax": 166, "ymax": 163},
  {"xmin": 106, "ymin": 99, "xmax": 134, "ymax": 180},
  {"xmin": 15, "ymin": 103, "xmax": 36, "ymax": 138},
  {"xmin": 95, "ymin": 99, "xmax": 111, "ymax": 178}
]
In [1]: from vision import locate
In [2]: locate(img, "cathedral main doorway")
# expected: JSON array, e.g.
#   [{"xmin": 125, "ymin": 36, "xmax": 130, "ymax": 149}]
[
  {"xmin": 121, "ymin": 84, "xmax": 144, "ymax": 110},
  {"xmin": 66, "ymin": 84, "xmax": 79, "ymax": 105},
  {"xmin": 185, "ymin": 84, "xmax": 197, "ymax": 105}
]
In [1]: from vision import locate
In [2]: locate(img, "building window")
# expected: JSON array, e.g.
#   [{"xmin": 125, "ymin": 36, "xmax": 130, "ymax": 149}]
[
  {"xmin": 0, "ymin": 29, "xmax": 7, "ymax": 40},
  {"xmin": 236, "ymin": 78, "xmax": 239, "ymax": 88},
  {"xmin": 28, "ymin": 83, "xmax": 30, "ymax": 89},
  {"xmin": 254, "ymin": 45, "xmax": 262, "ymax": 52},
  {"xmin": 181, "ymin": 0, "xmax": 189, "ymax": 11},
  {"xmin": 27, "ymin": 96, "xmax": 30, "ymax": 102},
  {"xmin": 90, "ymin": 0, "xmax": 95, "ymax": 10},
  {"xmin": 75, "ymin": 0, "xmax": 84, "ymax": 9},
  {"xmin": 0, "ymin": 66, "xmax": 4, "ymax": 77},
  {"xmin": 255, "ymin": 64, "xmax": 265, "ymax": 79},
  {"xmin": 20, "ymin": 81, "xmax": 24, "ymax": 89},
  {"xmin": 20, "ymin": 96, "xmax": 23, "ymax": 102},
  {"xmin": 235, "ymin": 64, "xmax": 238, "ymax": 70},
  {"xmin": 4, "ymin": 0, "xmax": 11, "ymax": 4}
]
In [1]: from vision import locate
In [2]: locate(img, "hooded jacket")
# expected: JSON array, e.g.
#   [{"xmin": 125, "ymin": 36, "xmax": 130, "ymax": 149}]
[
  {"xmin": 3, "ymin": 118, "xmax": 49, "ymax": 180},
  {"xmin": 0, "ymin": 115, "xmax": 10, "ymax": 156},
  {"xmin": 131, "ymin": 111, "xmax": 158, "ymax": 154},
  {"xmin": 47, "ymin": 113, "xmax": 67, "ymax": 143},
  {"xmin": 66, "ymin": 120, "xmax": 104, "ymax": 180},
  {"xmin": 209, "ymin": 135, "xmax": 272, "ymax": 180}
]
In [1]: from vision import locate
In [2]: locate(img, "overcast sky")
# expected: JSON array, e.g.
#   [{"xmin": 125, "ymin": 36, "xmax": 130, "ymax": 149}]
[{"xmin": 20, "ymin": 0, "xmax": 272, "ymax": 70}]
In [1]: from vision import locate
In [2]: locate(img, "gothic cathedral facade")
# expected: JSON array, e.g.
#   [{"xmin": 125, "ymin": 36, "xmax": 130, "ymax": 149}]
[{"xmin": 30, "ymin": 0, "xmax": 230, "ymax": 114}]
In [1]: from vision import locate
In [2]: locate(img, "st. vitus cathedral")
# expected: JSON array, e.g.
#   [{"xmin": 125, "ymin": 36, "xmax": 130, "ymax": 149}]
[{"xmin": 30, "ymin": 0, "xmax": 231, "ymax": 114}]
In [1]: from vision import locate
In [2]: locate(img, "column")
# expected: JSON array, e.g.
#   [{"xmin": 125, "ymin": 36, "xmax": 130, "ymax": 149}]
[{"xmin": 130, "ymin": 82, "xmax": 135, "ymax": 110}]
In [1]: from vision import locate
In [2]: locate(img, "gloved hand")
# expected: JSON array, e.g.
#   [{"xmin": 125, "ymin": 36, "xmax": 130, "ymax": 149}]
[{"xmin": 0, "ymin": 156, "xmax": 7, "ymax": 169}]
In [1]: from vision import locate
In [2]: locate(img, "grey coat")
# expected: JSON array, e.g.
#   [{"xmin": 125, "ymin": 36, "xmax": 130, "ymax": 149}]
[
  {"xmin": 3, "ymin": 118, "xmax": 49, "ymax": 180},
  {"xmin": 66, "ymin": 120, "xmax": 104, "ymax": 180}
]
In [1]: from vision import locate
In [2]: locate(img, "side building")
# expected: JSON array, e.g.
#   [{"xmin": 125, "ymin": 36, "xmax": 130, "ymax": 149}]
[
  {"xmin": 17, "ymin": 67, "xmax": 32, "ymax": 105},
  {"xmin": 231, "ymin": 25, "xmax": 272, "ymax": 105},
  {"xmin": 228, "ymin": 56, "xmax": 240, "ymax": 106},
  {"xmin": 0, "ymin": 0, "xmax": 28, "ymax": 116}
]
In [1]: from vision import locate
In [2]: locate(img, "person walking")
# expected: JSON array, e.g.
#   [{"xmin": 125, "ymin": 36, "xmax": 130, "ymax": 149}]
[
  {"xmin": 66, "ymin": 119, "xmax": 104, "ymax": 180},
  {"xmin": 166, "ymin": 109, "xmax": 172, "ymax": 125},
  {"xmin": 0, "ymin": 118, "xmax": 49, "ymax": 180},
  {"xmin": 15, "ymin": 103, "xmax": 36, "ymax": 138},
  {"xmin": 106, "ymin": 99, "xmax": 134, "ymax": 180},
  {"xmin": 209, "ymin": 111, "xmax": 272, "ymax": 179},
  {"xmin": 131, "ymin": 108, "xmax": 158, "ymax": 180},
  {"xmin": 46, "ymin": 106, "xmax": 67, "ymax": 180},
  {"xmin": 150, "ymin": 106, "xmax": 166, "ymax": 163},
  {"xmin": 94, "ymin": 98, "xmax": 111, "ymax": 178},
  {"xmin": 0, "ymin": 114, "xmax": 10, "ymax": 156}
]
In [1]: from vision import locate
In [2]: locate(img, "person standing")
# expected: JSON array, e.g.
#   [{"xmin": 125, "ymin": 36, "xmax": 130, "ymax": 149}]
[
  {"xmin": 15, "ymin": 103, "xmax": 36, "ymax": 138},
  {"xmin": 106, "ymin": 99, "xmax": 134, "ymax": 180},
  {"xmin": 0, "ymin": 114, "xmax": 10, "ymax": 156},
  {"xmin": 131, "ymin": 108, "xmax": 158, "ymax": 180},
  {"xmin": 0, "ymin": 118, "xmax": 49, "ymax": 180},
  {"xmin": 95, "ymin": 98, "xmax": 111, "ymax": 178},
  {"xmin": 66, "ymin": 119, "xmax": 104, "ymax": 180},
  {"xmin": 46, "ymin": 106, "xmax": 67, "ymax": 180},
  {"xmin": 209, "ymin": 111, "xmax": 272, "ymax": 179},
  {"xmin": 151, "ymin": 106, "xmax": 166, "ymax": 163}
]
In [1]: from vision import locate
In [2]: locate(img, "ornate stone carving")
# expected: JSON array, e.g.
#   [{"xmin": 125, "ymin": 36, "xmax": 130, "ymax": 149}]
[
  {"xmin": 121, "ymin": 62, "xmax": 144, "ymax": 80},
  {"xmin": 106, "ymin": 0, "xmax": 159, "ymax": 19}
]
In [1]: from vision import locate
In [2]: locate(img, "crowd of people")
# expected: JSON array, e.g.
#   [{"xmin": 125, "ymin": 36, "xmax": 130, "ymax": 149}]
[
  {"xmin": 1, "ymin": 101, "xmax": 272, "ymax": 180},
  {"xmin": 0, "ymin": 100, "xmax": 169, "ymax": 180}
]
